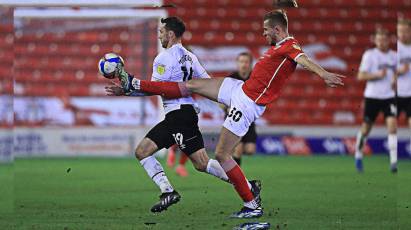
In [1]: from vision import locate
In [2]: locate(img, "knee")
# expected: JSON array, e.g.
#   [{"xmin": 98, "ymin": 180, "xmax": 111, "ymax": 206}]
[
  {"xmin": 192, "ymin": 161, "xmax": 207, "ymax": 172},
  {"xmin": 135, "ymin": 144, "xmax": 150, "ymax": 161}
]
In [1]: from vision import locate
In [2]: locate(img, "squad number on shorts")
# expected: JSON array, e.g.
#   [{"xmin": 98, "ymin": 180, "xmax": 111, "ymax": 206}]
[{"xmin": 228, "ymin": 107, "xmax": 243, "ymax": 122}]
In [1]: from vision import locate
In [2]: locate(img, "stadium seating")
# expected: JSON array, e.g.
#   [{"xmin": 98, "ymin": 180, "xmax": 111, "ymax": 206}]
[{"xmin": 10, "ymin": 0, "xmax": 410, "ymax": 125}]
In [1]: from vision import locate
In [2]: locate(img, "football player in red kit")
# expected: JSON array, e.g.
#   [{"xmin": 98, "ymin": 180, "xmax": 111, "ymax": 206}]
[{"xmin": 117, "ymin": 10, "xmax": 345, "ymax": 218}]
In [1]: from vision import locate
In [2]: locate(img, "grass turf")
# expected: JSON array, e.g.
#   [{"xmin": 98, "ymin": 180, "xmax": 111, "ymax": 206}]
[{"xmin": 1, "ymin": 155, "xmax": 410, "ymax": 229}]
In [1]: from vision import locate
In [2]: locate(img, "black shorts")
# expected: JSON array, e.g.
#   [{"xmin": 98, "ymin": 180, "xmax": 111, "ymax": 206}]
[
  {"xmin": 241, "ymin": 122, "xmax": 257, "ymax": 143},
  {"xmin": 363, "ymin": 98, "xmax": 397, "ymax": 123},
  {"xmin": 397, "ymin": 96, "xmax": 411, "ymax": 118},
  {"xmin": 146, "ymin": 105, "xmax": 204, "ymax": 155}
]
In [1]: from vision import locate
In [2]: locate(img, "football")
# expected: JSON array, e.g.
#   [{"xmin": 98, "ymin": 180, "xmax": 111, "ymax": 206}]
[{"xmin": 98, "ymin": 53, "xmax": 124, "ymax": 79}]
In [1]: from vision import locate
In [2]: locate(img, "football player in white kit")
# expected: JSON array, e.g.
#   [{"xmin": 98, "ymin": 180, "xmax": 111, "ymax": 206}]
[
  {"xmin": 355, "ymin": 28, "xmax": 398, "ymax": 173},
  {"xmin": 104, "ymin": 17, "xmax": 261, "ymax": 213},
  {"xmin": 397, "ymin": 18, "xmax": 411, "ymax": 152}
]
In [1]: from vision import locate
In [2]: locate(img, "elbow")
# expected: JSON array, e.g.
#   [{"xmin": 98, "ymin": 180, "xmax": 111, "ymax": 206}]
[{"xmin": 357, "ymin": 73, "xmax": 365, "ymax": 81}]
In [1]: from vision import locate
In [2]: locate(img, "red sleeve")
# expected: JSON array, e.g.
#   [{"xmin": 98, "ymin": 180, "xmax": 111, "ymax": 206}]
[{"xmin": 282, "ymin": 41, "xmax": 305, "ymax": 61}]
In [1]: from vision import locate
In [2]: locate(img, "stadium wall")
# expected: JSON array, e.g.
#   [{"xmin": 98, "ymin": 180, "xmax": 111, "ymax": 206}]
[{"xmin": 3, "ymin": 127, "xmax": 410, "ymax": 160}]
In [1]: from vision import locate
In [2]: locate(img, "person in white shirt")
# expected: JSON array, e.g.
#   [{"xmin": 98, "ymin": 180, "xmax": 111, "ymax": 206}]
[
  {"xmin": 397, "ymin": 18, "xmax": 411, "ymax": 151},
  {"xmin": 355, "ymin": 28, "xmax": 398, "ymax": 173},
  {"xmin": 103, "ymin": 17, "xmax": 261, "ymax": 214}
]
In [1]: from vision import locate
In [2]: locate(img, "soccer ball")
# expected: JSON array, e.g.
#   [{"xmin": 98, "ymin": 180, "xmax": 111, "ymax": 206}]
[{"xmin": 98, "ymin": 53, "xmax": 124, "ymax": 79}]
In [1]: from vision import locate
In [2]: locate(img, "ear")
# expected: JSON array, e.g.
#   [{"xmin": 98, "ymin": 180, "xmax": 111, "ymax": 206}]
[
  {"xmin": 274, "ymin": 25, "xmax": 282, "ymax": 33},
  {"xmin": 167, "ymin": 30, "xmax": 175, "ymax": 39}
]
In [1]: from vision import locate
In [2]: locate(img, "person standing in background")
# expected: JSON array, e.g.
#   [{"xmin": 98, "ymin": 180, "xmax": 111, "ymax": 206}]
[{"xmin": 355, "ymin": 28, "xmax": 398, "ymax": 173}]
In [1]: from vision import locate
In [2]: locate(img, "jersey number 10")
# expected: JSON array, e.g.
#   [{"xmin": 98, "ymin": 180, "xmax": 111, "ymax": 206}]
[{"xmin": 181, "ymin": 66, "xmax": 193, "ymax": 81}]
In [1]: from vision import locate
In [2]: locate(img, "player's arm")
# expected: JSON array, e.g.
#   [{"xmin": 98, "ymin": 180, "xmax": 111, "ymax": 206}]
[
  {"xmin": 105, "ymin": 79, "xmax": 152, "ymax": 97},
  {"xmin": 356, "ymin": 50, "xmax": 386, "ymax": 81},
  {"xmin": 396, "ymin": 62, "xmax": 410, "ymax": 76},
  {"xmin": 357, "ymin": 70, "xmax": 386, "ymax": 81},
  {"xmin": 295, "ymin": 54, "xmax": 345, "ymax": 87},
  {"xmin": 192, "ymin": 55, "xmax": 211, "ymax": 79}
]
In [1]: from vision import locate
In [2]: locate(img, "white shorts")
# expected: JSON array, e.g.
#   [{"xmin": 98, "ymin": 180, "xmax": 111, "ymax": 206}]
[{"xmin": 217, "ymin": 78, "xmax": 266, "ymax": 137}]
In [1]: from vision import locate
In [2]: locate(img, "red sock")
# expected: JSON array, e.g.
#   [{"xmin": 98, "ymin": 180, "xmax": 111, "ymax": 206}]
[
  {"xmin": 221, "ymin": 159, "xmax": 254, "ymax": 202},
  {"xmin": 140, "ymin": 80, "xmax": 190, "ymax": 99},
  {"xmin": 179, "ymin": 153, "xmax": 189, "ymax": 165}
]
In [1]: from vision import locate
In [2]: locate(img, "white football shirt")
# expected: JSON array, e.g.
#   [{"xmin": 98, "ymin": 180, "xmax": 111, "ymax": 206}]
[
  {"xmin": 397, "ymin": 41, "xmax": 411, "ymax": 97},
  {"xmin": 359, "ymin": 48, "xmax": 396, "ymax": 99},
  {"xmin": 151, "ymin": 43, "xmax": 210, "ymax": 114}
]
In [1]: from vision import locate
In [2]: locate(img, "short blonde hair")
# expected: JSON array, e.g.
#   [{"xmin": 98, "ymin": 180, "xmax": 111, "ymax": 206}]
[
  {"xmin": 398, "ymin": 18, "xmax": 411, "ymax": 27},
  {"xmin": 375, "ymin": 27, "xmax": 389, "ymax": 36}
]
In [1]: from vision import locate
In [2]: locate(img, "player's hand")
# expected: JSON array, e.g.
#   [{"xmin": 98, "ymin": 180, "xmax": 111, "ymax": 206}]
[
  {"xmin": 374, "ymin": 69, "xmax": 387, "ymax": 79},
  {"xmin": 320, "ymin": 71, "xmax": 345, "ymax": 88},
  {"xmin": 397, "ymin": 63, "xmax": 409, "ymax": 75},
  {"xmin": 114, "ymin": 65, "xmax": 135, "ymax": 93},
  {"xmin": 105, "ymin": 81, "xmax": 125, "ymax": 96}
]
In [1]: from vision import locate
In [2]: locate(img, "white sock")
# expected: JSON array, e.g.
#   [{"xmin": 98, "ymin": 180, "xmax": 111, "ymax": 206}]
[
  {"xmin": 140, "ymin": 156, "xmax": 174, "ymax": 193},
  {"xmin": 244, "ymin": 199, "xmax": 259, "ymax": 209},
  {"xmin": 355, "ymin": 131, "xmax": 367, "ymax": 159},
  {"xmin": 206, "ymin": 159, "xmax": 252, "ymax": 189},
  {"xmin": 206, "ymin": 159, "xmax": 230, "ymax": 183},
  {"xmin": 388, "ymin": 134, "xmax": 397, "ymax": 165}
]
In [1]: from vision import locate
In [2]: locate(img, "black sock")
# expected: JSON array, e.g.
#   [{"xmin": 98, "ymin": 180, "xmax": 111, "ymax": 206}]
[{"xmin": 233, "ymin": 156, "xmax": 241, "ymax": 166}]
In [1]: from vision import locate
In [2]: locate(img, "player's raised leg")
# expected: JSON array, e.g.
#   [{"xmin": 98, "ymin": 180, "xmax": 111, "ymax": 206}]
[
  {"xmin": 131, "ymin": 77, "xmax": 225, "ymax": 103},
  {"xmin": 385, "ymin": 116, "xmax": 397, "ymax": 173},
  {"xmin": 135, "ymin": 137, "xmax": 181, "ymax": 212}
]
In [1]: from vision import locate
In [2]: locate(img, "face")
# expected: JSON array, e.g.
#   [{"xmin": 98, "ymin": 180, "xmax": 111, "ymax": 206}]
[
  {"xmin": 263, "ymin": 20, "xmax": 278, "ymax": 45},
  {"xmin": 159, "ymin": 24, "xmax": 171, "ymax": 48},
  {"xmin": 397, "ymin": 23, "xmax": 411, "ymax": 44},
  {"xmin": 237, "ymin": 55, "xmax": 252, "ymax": 78},
  {"xmin": 375, "ymin": 33, "xmax": 389, "ymax": 51}
]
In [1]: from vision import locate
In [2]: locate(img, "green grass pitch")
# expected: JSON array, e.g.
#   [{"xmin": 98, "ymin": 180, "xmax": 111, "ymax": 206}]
[{"xmin": 1, "ymin": 155, "xmax": 410, "ymax": 229}]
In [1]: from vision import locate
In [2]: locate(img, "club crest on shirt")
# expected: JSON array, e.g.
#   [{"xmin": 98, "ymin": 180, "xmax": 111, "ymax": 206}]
[
  {"xmin": 157, "ymin": 64, "xmax": 166, "ymax": 75},
  {"xmin": 292, "ymin": 44, "xmax": 301, "ymax": 50}
]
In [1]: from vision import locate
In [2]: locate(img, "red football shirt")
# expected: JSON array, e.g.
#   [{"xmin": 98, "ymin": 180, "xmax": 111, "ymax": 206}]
[{"xmin": 242, "ymin": 37, "xmax": 305, "ymax": 105}]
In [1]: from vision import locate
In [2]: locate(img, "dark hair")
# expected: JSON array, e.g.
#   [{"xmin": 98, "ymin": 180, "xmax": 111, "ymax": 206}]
[
  {"xmin": 237, "ymin": 52, "xmax": 253, "ymax": 62},
  {"xmin": 274, "ymin": 0, "xmax": 298, "ymax": 8},
  {"xmin": 160, "ymin": 17, "xmax": 186, "ymax": 38},
  {"xmin": 263, "ymin": 10, "xmax": 288, "ymax": 29}
]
